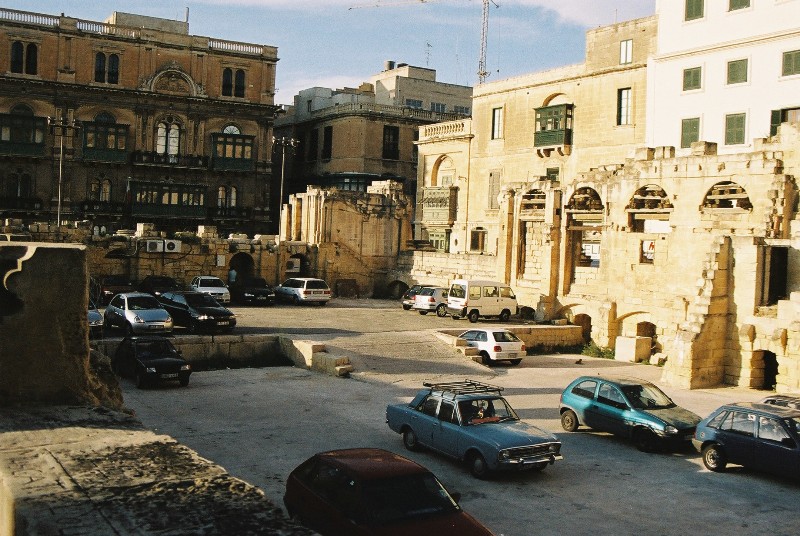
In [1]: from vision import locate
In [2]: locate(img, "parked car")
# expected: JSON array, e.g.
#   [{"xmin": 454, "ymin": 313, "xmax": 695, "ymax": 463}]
[
  {"xmin": 138, "ymin": 275, "xmax": 181, "ymax": 297},
  {"xmin": 386, "ymin": 380, "xmax": 562, "ymax": 478},
  {"xmin": 88, "ymin": 299, "xmax": 103, "ymax": 339},
  {"xmin": 274, "ymin": 277, "xmax": 331, "ymax": 305},
  {"xmin": 103, "ymin": 292, "xmax": 173, "ymax": 335},
  {"xmin": 759, "ymin": 394, "xmax": 800, "ymax": 410},
  {"xmin": 559, "ymin": 375, "xmax": 701, "ymax": 452},
  {"xmin": 283, "ymin": 448, "xmax": 494, "ymax": 536},
  {"xmin": 96, "ymin": 275, "xmax": 134, "ymax": 305},
  {"xmin": 190, "ymin": 275, "xmax": 231, "ymax": 304},
  {"xmin": 694, "ymin": 402, "xmax": 800, "ymax": 478},
  {"xmin": 412, "ymin": 286, "xmax": 449, "ymax": 316},
  {"xmin": 112, "ymin": 335, "xmax": 191, "ymax": 388},
  {"xmin": 230, "ymin": 276, "xmax": 275, "ymax": 305},
  {"xmin": 158, "ymin": 290, "xmax": 236, "ymax": 333},
  {"xmin": 458, "ymin": 328, "xmax": 525, "ymax": 365},
  {"xmin": 447, "ymin": 279, "xmax": 518, "ymax": 323},
  {"xmin": 401, "ymin": 284, "xmax": 435, "ymax": 310}
]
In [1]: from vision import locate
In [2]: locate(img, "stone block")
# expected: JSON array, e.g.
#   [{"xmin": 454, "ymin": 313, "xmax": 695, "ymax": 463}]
[{"xmin": 615, "ymin": 336, "xmax": 651, "ymax": 363}]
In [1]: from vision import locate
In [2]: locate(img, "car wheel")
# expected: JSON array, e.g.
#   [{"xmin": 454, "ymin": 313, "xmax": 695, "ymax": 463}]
[
  {"xmin": 468, "ymin": 310, "xmax": 480, "ymax": 323},
  {"xmin": 402, "ymin": 428, "xmax": 420, "ymax": 451},
  {"xmin": 293, "ymin": 295, "xmax": 301, "ymax": 305},
  {"xmin": 702, "ymin": 444, "xmax": 727, "ymax": 472},
  {"xmin": 179, "ymin": 377, "xmax": 190, "ymax": 387},
  {"xmin": 560, "ymin": 409, "xmax": 579, "ymax": 432},
  {"xmin": 436, "ymin": 304, "xmax": 447, "ymax": 317},
  {"xmin": 468, "ymin": 452, "xmax": 490, "ymax": 479},
  {"xmin": 419, "ymin": 311, "xmax": 428, "ymax": 315},
  {"xmin": 509, "ymin": 358, "xmax": 522, "ymax": 366},
  {"xmin": 479, "ymin": 351, "xmax": 491, "ymax": 366},
  {"xmin": 633, "ymin": 428, "xmax": 658, "ymax": 453},
  {"xmin": 402, "ymin": 304, "xmax": 412, "ymax": 311},
  {"xmin": 499, "ymin": 309, "xmax": 511, "ymax": 322}
]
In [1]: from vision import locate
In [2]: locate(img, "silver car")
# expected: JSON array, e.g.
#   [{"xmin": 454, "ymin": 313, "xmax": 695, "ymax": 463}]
[
  {"xmin": 103, "ymin": 292, "xmax": 173, "ymax": 335},
  {"xmin": 412, "ymin": 287, "xmax": 449, "ymax": 316}
]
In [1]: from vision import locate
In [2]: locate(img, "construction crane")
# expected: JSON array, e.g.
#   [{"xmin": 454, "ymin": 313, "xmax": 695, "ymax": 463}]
[{"xmin": 349, "ymin": 0, "xmax": 499, "ymax": 84}]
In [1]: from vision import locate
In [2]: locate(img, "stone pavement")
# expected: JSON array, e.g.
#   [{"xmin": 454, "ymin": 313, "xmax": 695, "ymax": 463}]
[{"xmin": 0, "ymin": 406, "xmax": 315, "ymax": 536}]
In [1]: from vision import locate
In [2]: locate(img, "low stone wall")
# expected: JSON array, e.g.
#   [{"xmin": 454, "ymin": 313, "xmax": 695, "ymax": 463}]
[{"xmin": 436, "ymin": 324, "xmax": 584, "ymax": 352}]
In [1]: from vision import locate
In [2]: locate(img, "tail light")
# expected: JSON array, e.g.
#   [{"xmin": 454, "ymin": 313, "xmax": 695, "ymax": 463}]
[
  {"xmin": 494, "ymin": 345, "xmax": 502, "ymax": 352},
  {"xmin": 521, "ymin": 344, "xmax": 526, "ymax": 351},
  {"xmin": 428, "ymin": 297, "xmax": 435, "ymax": 303}
]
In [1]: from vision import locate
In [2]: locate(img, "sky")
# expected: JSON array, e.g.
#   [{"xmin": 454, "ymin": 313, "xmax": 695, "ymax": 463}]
[{"xmin": 8, "ymin": 0, "xmax": 655, "ymax": 106}]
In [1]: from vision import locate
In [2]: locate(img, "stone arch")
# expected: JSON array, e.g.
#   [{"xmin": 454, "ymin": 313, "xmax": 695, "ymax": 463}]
[
  {"xmin": 702, "ymin": 181, "xmax": 753, "ymax": 210},
  {"xmin": 541, "ymin": 92, "xmax": 570, "ymax": 107},
  {"xmin": 386, "ymin": 279, "xmax": 409, "ymax": 300},
  {"xmin": 430, "ymin": 155, "xmax": 456, "ymax": 187},
  {"xmin": 627, "ymin": 184, "xmax": 672, "ymax": 210},
  {"xmin": 566, "ymin": 187, "xmax": 603, "ymax": 211},
  {"xmin": 230, "ymin": 252, "xmax": 255, "ymax": 280},
  {"xmin": 143, "ymin": 63, "xmax": 207, "ymax": 97}
]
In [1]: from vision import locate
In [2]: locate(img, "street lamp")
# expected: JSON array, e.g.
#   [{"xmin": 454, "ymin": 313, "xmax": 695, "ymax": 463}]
[
  {"xmin": 47, "ymin": 114, "xmax": 80, "ymax": 229},
  {"xmin": 272, "ymin": 136, "xmax": 298, "ymax": 235}
]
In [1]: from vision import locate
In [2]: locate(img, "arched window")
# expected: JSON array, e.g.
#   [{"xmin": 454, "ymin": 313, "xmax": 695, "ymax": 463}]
[
  {"xmin": 156, "ymin": 117, "xmax": 181, "ymax": 161},
  {"xmin": 9, "ymin": 42, "xmax": 37, "ymax": 75},
  {"xmin": 90, "ymin": 179, "xmax": 111, "ymax": 201},
  {"xmin": 95, "ymin": 53, "xmax": 119, "ymax": 84},
  {"xmin": 217, "ymin": 186, "xmax": 237, "ymax": 208},
  {"xmin": 94, "ymin": 53, "xmax": 106, "ymax": 83},
  {"xmin": 470, "ymin": 226, "xmax": 487, "ymax": 253},
  {"xmin": 10, "ymin": 41, "xmax": 23, "ymax": 73},
  {"xmin": 222, "ymin": 68, "xmax": 233, "ymax": 97},
  {"xmin": 25, "ymin": 43, "xmax": 37, "ymax": 75},
  {"xmin": 7, "ymin": 171, "xmax": 32, "ymax": 198},
  {"xmin": 702, "ymin": 181, "xmax": 752, "ymax": 210},
  {"xmin": 4, "ymin": 105, "xmax": 44, "ymax": 145},
  {"xmin": 108, "ymin": 54, "xmax": 119, "ymax": 84},
  {"xmin": 234, "ymin": 69, "xmax": 245, "ymax": 98}
]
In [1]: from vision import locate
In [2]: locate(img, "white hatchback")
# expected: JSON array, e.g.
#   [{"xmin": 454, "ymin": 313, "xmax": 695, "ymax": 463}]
[
  {"xmin": 412, "ymin": 287, "xmax": 449, "ymax": 317},
  {"xmin": 458, "ymin": 328, "xmax": 526, "ymax": 365},
  {"xmin": 190, "ymin": 276, "xmax": 231, "ymax": 303}
]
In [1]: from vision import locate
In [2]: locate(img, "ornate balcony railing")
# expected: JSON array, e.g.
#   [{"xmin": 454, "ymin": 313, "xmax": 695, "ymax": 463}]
[
  {"xmin": 132, "ymin": 151, "xmax": 209, "ymax": 169},
  {"xmin": 421, "ymin": 186, "xmax": 458, "ymax": 225}
]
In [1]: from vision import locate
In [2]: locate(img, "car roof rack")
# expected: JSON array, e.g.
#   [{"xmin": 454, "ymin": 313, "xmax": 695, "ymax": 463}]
[{"xmin": 423, "ymin": 380, "xmax": 503, "ymax": 397}]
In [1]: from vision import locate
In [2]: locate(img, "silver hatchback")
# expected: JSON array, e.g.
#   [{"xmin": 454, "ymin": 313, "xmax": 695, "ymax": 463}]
[
  {"xmin": 103, "ymin": 292, "xmax": 173, "ymax": 335},
  {"xmin": 412, "ymin": 287, "xmax": 449, "ymax": 317}
]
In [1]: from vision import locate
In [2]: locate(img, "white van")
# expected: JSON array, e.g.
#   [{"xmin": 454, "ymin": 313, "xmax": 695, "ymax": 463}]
[{"xmin": 446, "ymin": 279, "xmax": 518, "ymax": 323}]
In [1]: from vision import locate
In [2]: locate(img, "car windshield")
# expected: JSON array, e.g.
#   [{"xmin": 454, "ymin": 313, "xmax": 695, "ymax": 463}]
[
  {"xmin": 127, "ymin": 296, "xmax": 161, "ymax": 310},
  {"xmin": 783, "ymin": 417, "xmax": 800, "ymax": 435},
  {"xmin": 458, "ymin": 397, "xmax": 518, "ymax": 424},
  {"xmin": 620, "ymin": 383, "xmax": 675, "ymax": 410},
  {"xmin": 185, "ymin": 294, "xmax": 220, "ymax": 307},
  {"xmin": 492, "ymin": 331, "xmax": 520, "ymax": 342},
  {"xmin": 363, "ymin": 473, "xmax": 459, "ymax": 525},
  {"xmin": 135, "ymin": 340, "xmax": 176, "ymax": 358},
  {"xmin": 103, "ymin": 276, "xmax": 130, "ymax": 285},
  {"xmin": 200, "ymin": 278, "xmax": 225, "ymax": 288},
  {"xmin": 245, "ymin": 278, "xmax": 268, "ymax": 287}
]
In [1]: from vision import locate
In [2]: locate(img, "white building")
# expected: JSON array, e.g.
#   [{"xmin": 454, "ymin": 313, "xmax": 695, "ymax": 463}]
[{"xmin": 646, "ymin": 0, "xmax": 800, "ymax": 155}]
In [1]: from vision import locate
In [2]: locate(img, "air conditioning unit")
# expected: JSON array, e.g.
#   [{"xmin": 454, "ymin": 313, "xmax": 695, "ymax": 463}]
[
  {"xmin": 286, "ymin": 257, "xmax": 301, "ymax": 273},
  {"xmin": 164, "ymin": 239, "xmax": 181, "ymax": 253},
  {"xmin": 145, "ymin": 239, "xmax": 164, "ymax": 253}
]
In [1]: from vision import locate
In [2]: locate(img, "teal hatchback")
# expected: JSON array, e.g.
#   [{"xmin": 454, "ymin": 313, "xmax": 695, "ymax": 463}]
[{"xmin": 559, "ymin": 375, "xmax": 701, "ymax": 452}]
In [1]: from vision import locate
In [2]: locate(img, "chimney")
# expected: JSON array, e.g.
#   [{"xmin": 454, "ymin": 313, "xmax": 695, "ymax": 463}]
[{"xmin": 384, "ymin": 60, "xmax": 396, "ymax": 71}]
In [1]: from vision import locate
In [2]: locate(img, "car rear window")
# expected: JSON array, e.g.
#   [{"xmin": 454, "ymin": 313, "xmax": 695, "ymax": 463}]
[
  {"xmin": 449, "ymin": 284, "xmax": 466, "ymax": 299},
  {"xmin": 200, "ymin": 278, "xmax": 225, "ymax": 287},
  {"xmin": 306, "ymin": 280, "xmax": 329, "ymax": 290},
  {"xmin": 492, "ymin": 331, "xmax": 520, "ymax": 342}
]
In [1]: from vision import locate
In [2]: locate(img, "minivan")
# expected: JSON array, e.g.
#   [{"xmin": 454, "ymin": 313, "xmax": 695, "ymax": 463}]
[{"xmin": 447, "ymin": 279, "xmax": 518, "ymax": 323}]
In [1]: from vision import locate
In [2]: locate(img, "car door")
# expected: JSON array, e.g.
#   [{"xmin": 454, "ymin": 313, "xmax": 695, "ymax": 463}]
[
  {"xmin": 297, "ymin": 460, "xmax": 361, "ymax": 535},
  {"xmin": 585, "ymin": 382, "xmax": 629, "ymax": 435},
  {"xmin": 413, "ymin": 396, "xmax": 440, "ymax": 449},
  {"xmin": 431, "ymin": 400, "xmax": 462, "ymax": 458},
  {"xmin": 566, "ymin": 379, "xmax": 598, "ymax": 425},
  {"xmin": 752, "ymin": 415, "xmax": 800, "ymax": 476},
  {"xmin": 167, "ymin": 294, "xmax": 190, "ymax": 325},
  {"xmin": 106, "ymin": 295, "xmax": 125, "ymax": 327},
  {"xmin": 715, "ymin": 410, "xmax": 757, "ymax": 467},
  {"xmin": 482, "ymin": 285, "xmax": 501, "ymax": 316}
]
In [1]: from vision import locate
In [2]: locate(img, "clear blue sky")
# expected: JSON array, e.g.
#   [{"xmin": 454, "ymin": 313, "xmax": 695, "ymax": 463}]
[{"xmin": 7, "ymin": 0, "xmax": 655, "ymax": 105}]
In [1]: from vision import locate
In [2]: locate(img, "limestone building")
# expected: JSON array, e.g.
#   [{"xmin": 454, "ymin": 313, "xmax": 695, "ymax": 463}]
[
  {"xmin": 272, "ymin": 62, "xmax": 471, "ymax": 233},
  {"xmin": 0, "ymin": 8, "xmax": 280, "ymax": 237}
]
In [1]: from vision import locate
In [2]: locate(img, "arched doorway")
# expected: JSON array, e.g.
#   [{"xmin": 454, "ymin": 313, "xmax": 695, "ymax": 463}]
[
  {"xmin": 758, "ymin": 351, "xmax": 778, "ymax": 391},
  {"xmin": 636, "ymin": 321, "xmax": 659, "ymax": 354},
  {"xmin": 573, "ymin": 314, "xmax": 592, "ymax": 344},
  {"xmin": 230, "ymin": 252, "xmax": 255, "ymax": 282}
]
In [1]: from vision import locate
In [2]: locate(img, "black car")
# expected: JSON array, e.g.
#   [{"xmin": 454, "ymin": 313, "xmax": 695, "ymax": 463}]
[
  {"xmin": 158, "ymin": 290, "xmax": 237, "ymax": 333},
  {"xmin": 138, "ymin": 275, "xmax": 181, "ymax": 297},
  {"xmin": 112, "ymin": 335, "xmax": 191, "ymax": 388},
  {"xmin": 230, "ymin": 276, "xmax": 275, "ymax": 305},
  {"xmin": 95, "ymin": 275, "xmax": 134, "ymax": 305}
]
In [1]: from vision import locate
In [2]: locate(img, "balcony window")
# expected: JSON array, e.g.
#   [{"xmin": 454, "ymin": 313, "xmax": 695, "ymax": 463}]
[
  {"xmin": 217, "ymin": 185, "xmax": 237, "ymax": 208},
  {"xmin": 405, "ymin": 99, "xmax": 423, "ymax": 109},
  {"xmin": 222, "ymin": 68, "xmax": 245, "ymax": 97},
  {"xmin": 534, "ymin": 104, "xmax": 573, "ymax": 147},
  {"xmin": 212, "ymin": 127, "xmax": 254, "ymax": 171},
  {"xmin": 156, "ymin": 118, "xmax": 182, "ymax": 162},
  {"xmin": 83, "ymin": 113, "xmax": 128, "ymax": 162},
  {"xmin": 0, "ymin": 105, "xmax": 46, "ymax": 155},
  {"xmin": 430, "ymin": 102, "xmax": 446, "ymax": 113},
  {"xmin": 470, "ymin": 227, "xmax": 487, "ymax": 253},
  {"xmin": 382, "ymin": 125, "xmax": 399, "ymax": 160},
  {"xmin": 89, "ymin": 179, "xmax": 112, "ymax": 202}
]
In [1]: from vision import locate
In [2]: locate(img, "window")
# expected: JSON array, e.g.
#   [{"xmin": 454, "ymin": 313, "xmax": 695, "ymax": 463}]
[
  {"xmin": 758, "ymin": 416, "xmax": 789, "ymax": 443},
  {"xmin": 640, "ymin": 240, "xmax": 655, "ymax": 264},
  {"xmin": 382, "ymin": 125, "xmax": 399, "ymax": 160},
  {"xmin": 307, "ymin": 129, "xmax": 319, "ymax": 161},
  {"xmin": 83, "ymin": 113, "xmax": 128, "ymax": 161},
  {"xmin": 685, "ymin": 0, "xmax": 704, "ymax": 21},
  {"xmin": 222, "ymin": 68, "xmax": 247, "ymax": 97},
  {"xmin": 421, "ymin": 397, "xmax": 439, "ymax": 417},
  {"xmin": 488, "ymin": 170, "xmax": 500, "ymax": 210},
  {"xmin": 94, "ymin": 53, "xmax": 120, "ymax": 84},
  {"xmin": 534, "ymin": 104, "xmax": 574, "ymax": 147},
  {"xmin": 155, "ymin": 118, "xmax": 181, "ymax": 159},
  {"xmin": 725, "ymin": 113, "xmax": 746, "ymax": 145},
  {"xmin": 546, "ymin": 168, "xmax": 560, "ymax": 181},
  {"xmin": 453, "ymin": 105, "xmax": 470, "ymax": 115},
  {"xmin": 0, "ymin": 104, "xmax": 46, "ymax": 146},
  {"xmin": 598, "ymin": 384, "xmax": 627, "ymax": 408},
  {"xmin": 729, "ymin": 0, "xmax": 749, "ymax": 10},
  {"xmin": 770, "ymin": 107, "xmax": 800, "ymax": 135},
  {"xmin": 617, "ymin": 88, "xmax": 632, "ymax": 126},
  {"xmin": 405, "ymin": 99, "xmax": 423, "ymax": 109},
  {"xmin": 90, "ymin": 179, "xmax": 112, "ymax": 202},
  {"xmin": 5, "ymin": 170, "xmax": 32, "ymax": 198},
  {"xmin": 727, "ymin": 59, "xmax": 748, "ymax": 84},
  {"xmin": 683, "ymin": 67, "xmax": 702, "ymax": 91},
  {"xmin": 782, "ymin": 50, "xmax": 800, "ymax": 77},
  {"xmin": 438, "ymin": 401, "xmax": 456, "ymax": 424},
  {"xmin": 321, "ymin": 125, "xmax": 332, "ymax": 160},
  {"xmin": 681, "ymin": 117, "xmax": 700, "ymax": 148},
  {"xmin": 470, "ymin": 227, "xmax": 487, "ymax": 252},
  {"xmin": 491, "ymin": 107, "xmax": 503, "ymax": 139},
  {"xmin": 571, "ymin": 380, "xmax": 597, "ymax": 399},
  {"xmin": 212, "ymin": 131, "xmax": 254, "ymax": 166},
  {"xmin": 217, "ymin": 186, "xmax": 237, "ymax": 208},
  {"xmin": 10, "ymin": 41, "xmax": 37, "ymax": 75},
  {"xmin": 430, "ymin": 102, "xmax": 446, "ymax": 113},
  {"xmin": 620, "ymin": 39, "xmax": 633, "ymax": 65},
  {"xmin": 720, "ymin": 411, "xmax": 755, "ymax": 436}
]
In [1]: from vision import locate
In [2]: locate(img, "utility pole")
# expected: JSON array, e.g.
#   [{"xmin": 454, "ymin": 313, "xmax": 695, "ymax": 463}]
[
  {"xmin": 272, "ymin": 136, "xmax": 298, "ymax": 237},
  {"xmin": 47, "ymin": 114, "xmax": 80, "ymax": 231}
]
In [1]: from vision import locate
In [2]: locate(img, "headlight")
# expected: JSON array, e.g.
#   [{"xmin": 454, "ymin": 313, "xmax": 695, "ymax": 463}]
[
  {"xmin": 244, "ymin": 292, "xmax": 254, "ymax": 297},
  {"xmin": 549, "ymin": 444, "xmax": 560, "ymax": 453},
  {"xmin": 133, "ymin": 315, "xmax": 144, "ymax": 324},
  {"xmin": 499, "ymin": 451, "xmax": 510, "ymax": 460},
  {"xmin": 229, "ymin": 315, "xmax": 236, "ymax": 320},
  {"xmin": 196, "ymin": 314, "xmax": 210, "ymax": 321},
  {"xmin": 665, "ymin": 425, "xmax": 678, "ymax": 434},
  {"xmin": 146, "ymin": 367, "xmax": 156, "ymax": 373},
  {"xmin": 180, "ymin": 364, "xmax": 191, "ymax": 371}
]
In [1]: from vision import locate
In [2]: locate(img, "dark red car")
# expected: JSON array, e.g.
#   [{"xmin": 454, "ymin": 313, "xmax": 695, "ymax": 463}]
[{"xmin": 283, "ymin": 448, "xmax": 494, "ymax": 536}]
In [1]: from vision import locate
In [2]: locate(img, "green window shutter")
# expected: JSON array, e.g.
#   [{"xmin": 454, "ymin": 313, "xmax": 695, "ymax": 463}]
[
  {"xmin": 770, "ymin": 110, "xmax": 782, "ymax": 136},
  {"xmin": 686, "ymin": 0, "xmax": 704, "ymax": 21},
  {"xmin": 681, "ymin": 118, "xmax": 700, "ymax": 148},
  {"xmin": 683, "ymin": 67, "xmax": 701, "ymax": 90},
  {"xmin": 727, "ymin": 59, "xmax": 747, "ymax": 84},
  {"xmin": 783, "ymin": 50, "xmax": 800, "ymax": 77},
  {"xmin": 729, "ymin": 0, "xmax": 750, "ymax": 10},
  {"xmin": 725, "ymin": 113, "xmax": 746, "ymax": 145}
]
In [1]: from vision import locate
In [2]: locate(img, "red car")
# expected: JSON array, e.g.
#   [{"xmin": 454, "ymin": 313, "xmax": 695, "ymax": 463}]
[{"xmin": 283, "ymin": 448, "xmax": 494, "ymax": 536}]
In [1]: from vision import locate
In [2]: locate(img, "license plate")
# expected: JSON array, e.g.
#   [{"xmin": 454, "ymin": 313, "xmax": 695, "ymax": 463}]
[
  {"xmin": 217, "ymin": 320, "xmax": 228, "ymax": 325},
  {"xmin": 150, "ymin": 325, "xmax": 161, "ymax": 329},
  {"xmin": 256, "ymin": 296, "xmax": 266, "ymax": 300},
  {"xmin": 161, "ymin": 373, "xmax": 178, "ymax": 379},
  {"xmin": 506, "ymin": 353, "xmax": 517, "ymax": 358}
]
